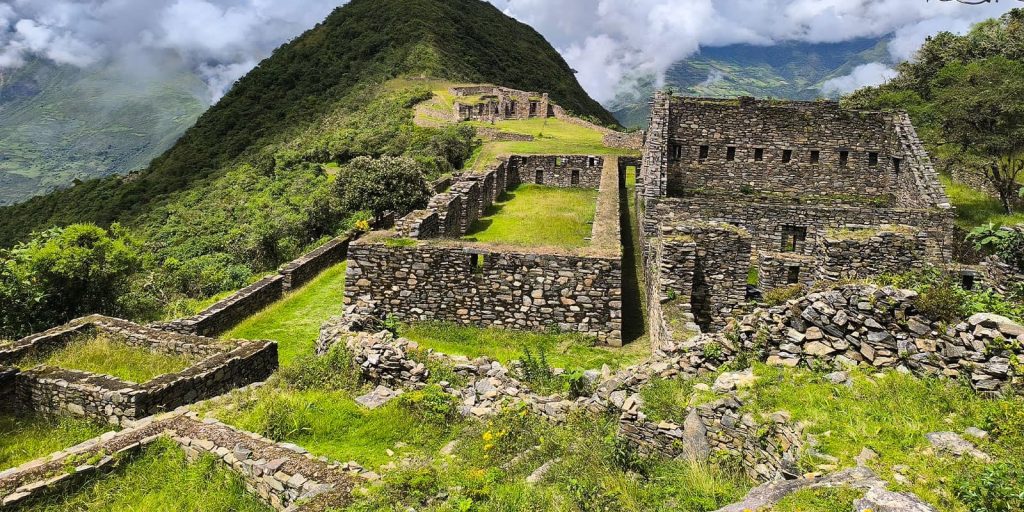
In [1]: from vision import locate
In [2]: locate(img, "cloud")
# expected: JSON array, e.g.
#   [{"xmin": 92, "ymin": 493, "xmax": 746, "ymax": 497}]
[
  {"xmin": 820, "ymin": 62, "xmax": 897, "ymax": 95},
  {"xmin": 0, "ymin": 0, "xmax": 1020, "ymax": 104},
  {"xmin": 492, "ymin": 0, "xmax": 1020, "ymax": 101},
  {"xmin": 0, "ymin": 0, "xmax": 341, "ymax": 101}
]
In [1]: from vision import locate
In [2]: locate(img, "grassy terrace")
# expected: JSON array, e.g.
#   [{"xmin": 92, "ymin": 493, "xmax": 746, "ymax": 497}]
[
  {"xmin": 18, "ymin": 334, "xmax": 195, "ymax": 383},
  {"xmin": 224, "ymin": 262, "xmax": 347, "ymax": 366},
  {"xmin": 400, "ymin": 322, "xmax": 648, "ymax": 372},
  {"xmin": 0, "ymin": 414, "xmax": 108, "ymax": 471},
  {"xmin": 466, "ymin": 117, "xmax": 636, "ymax": 170},
  {"xmin": 462, "ymin": 184, "xmax": 598, "ymax": 249},
  {"xmin": 940, "ymin": 174, "xmax": 1024, "ymax": 228},
  {"xmin": 32, "ymin": 439, "xmax": 270, "ymax": 511}
]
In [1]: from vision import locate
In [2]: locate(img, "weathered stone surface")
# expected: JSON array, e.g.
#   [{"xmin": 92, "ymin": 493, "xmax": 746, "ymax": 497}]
[
  {"xmin": 925, "ymin": 432, "xmax": 991, "ymax": 461},
  {"xmin": 355, "ymin": 385, "xmax": 401, "ymax": 410}
]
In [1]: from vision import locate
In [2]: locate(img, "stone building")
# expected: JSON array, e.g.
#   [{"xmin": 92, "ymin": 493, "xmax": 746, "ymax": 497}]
[
  {"xmin": 639, "ymin": 93, "xmax": 955, "ymax": 335},
  {"xmin": 452, "ymin": 85, "xmax": 553, "ymax": 122}
]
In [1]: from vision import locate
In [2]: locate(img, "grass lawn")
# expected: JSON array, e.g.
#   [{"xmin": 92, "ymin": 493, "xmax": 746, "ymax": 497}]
[
  {"xmin": 19, "ymin": 334, "xmax": 194, "ymax": 383},
  {"xmin": 223, "ymin": 263, "xmax": 347, "ymax": 367},
  {"xmin": 467, "ymin": 117, "xmax": 637, "ymax": 170},
  {"xmin": 0, "ymin": 414, "xmax": 109, "ymax": 470},
  {"xmin": 31, "ymin": 438, "xmax": 270, "ymax": 512},
  {"xmin": 940, "ymin": 175, "xmax": 1024, "ymax": 228},
  {"xmin": 462, "ymin": 184, "xmax": 597, "ymax": 248},
  {"xmin": 400, "ymin": 322, "xmax": 648, "ymax": 372},
  {"xmin": 642, "ymin": 364, "xmax": 1024, "ymax": 512},
  {"xmin": 203, "ymin": 384, "xmax": 459, "ymax": 470}
]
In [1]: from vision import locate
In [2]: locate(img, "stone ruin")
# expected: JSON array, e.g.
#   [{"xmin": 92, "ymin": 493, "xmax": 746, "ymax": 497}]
[
  {"xmin": 451, "ymin": 85, "xmax": 553, "ymax": 122},
  {"xmin": 0, "ymin": 315, "xmax": 277, "ymax": 425},
  {"xmin": 639, "ymin": 93, "xmax": 958, "ymax": 342},
  {"xmin": 346, "ymin": 153, "xmax": 625, "ymax": 345}
]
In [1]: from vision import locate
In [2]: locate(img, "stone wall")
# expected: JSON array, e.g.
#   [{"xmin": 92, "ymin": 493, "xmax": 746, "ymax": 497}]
[
  {"xmin": 662, "ymin": 97, "xmax": 947, "ymax": 209},
  {"xmin": 452, "ymin": 86, "xmax": 552, "ymax": 122},
  {"xmin": 680, "ymin": 285, "xmax": 1024, "ymax": 395},
  {"xmin": 507, "ymin": 155, "xmax": 604, "ymax": 188},
  {"xmin": 757, "ymin": 252, "xmax": 816, "ymax": 292},
  {"xmin": 156, "ymin": 232, "xmax": 359, "ymax": 336},
  {"xmin": 602, "ymin": 131, "xmax": 644, "ymax": 151},
  {"xmin": 0, "ymin": 412, "xmax": 365, "ymax": 511},
  {"xmin": 449, "ymin": 180, "xmax": 481, "ymax": 235},
  {"xmin": 816, "ymin": 227, "xmax": 928, "ymax": 282},
  {"xmin": 644, "ymin": 233, "xmax": 698, "ymax": 350},
  {"xmin": 427, "ymin": 193, "xmax": 463, "ymax": 237},
  {"xmin": 5, "ymin": 316, "xmax": 277, "ymax": 424},
  {"xmin": 346, "ymin": 241, "xmax": 622, "ymax": 344},
  {"xmin": 981, "ymin": 256, "xmax": 1024, "ymax": 297},
  {"xmin": 620, "ymin": 395, "xmax": 801, "ymax": 481},
  {"xmin": 394, "ymin": 209, "xmax": 439, "ymax": 239},
  {"xmin": 279, "ymin": 236, "xmax": 350, "ymax": 291},
  {"xmin": 157, "ymin": 275, "xmax": 284, "ymax": 337},
  {"xmin": 0, "ymin": 366, "xmax": 17, "ymax": 415},
  {"xmin": 650, "ymin": 197, "xmax": 953, "ymax": 262}
]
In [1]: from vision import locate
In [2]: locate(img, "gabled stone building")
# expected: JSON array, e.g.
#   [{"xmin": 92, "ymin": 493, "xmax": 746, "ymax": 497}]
[
  {"xmin": 452, "ymin": 85, "xmax": 553, "ymax": 122},
  {"xmin": 640, "ymin": 93, "xmax": 956, "ymax": 337}
]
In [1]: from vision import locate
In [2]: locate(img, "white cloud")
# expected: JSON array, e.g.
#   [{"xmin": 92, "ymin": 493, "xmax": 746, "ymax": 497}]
[
  {"xmin": 0, "ymin": 0, "xmax": 340, "ymax": 102},
  {"xmin": 0, "ymin": 0, "xmax": 1020, "ymax": 104},
  {"xmin": 820, "ymin": 62, "xmax": 897, "ymax": 95},
  {"xmin": 493, "ymin": 0, "xmax": 1020, "ymax": 101}
]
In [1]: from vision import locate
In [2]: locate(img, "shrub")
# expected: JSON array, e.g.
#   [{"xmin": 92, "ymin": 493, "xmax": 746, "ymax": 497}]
[
  {"xmin": 278, "ymin": 343, "xmax": 360, "ymax": 391},
  {"xmin": 763, "ymin": 284, "xmax": 806, "ymax": 306},
  {"xmin": 955, "ymin": 461, "xmax": 1024, "ymax": 512},
  {"xmin": 333, "ymin": 155, "xmax": 431, "ymax": 221},
  {"xmin": 915, "ymin": 277, "xmax": 967, "ymax": 322},
  {"xmin": 396, "ymin": 385, "xmax": 459, "ymax": 425},
  {"xmin": 520, "ymin": 346, "xmax": 555, "ymax": 389}
]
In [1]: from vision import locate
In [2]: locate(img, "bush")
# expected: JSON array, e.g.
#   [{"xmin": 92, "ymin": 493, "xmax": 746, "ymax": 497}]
[
  {"xmin": 955, "ymin": 461, "xmax": 1024, "ymax": 512},
  {"xmin": 333, "ymin": 156, "xmax": 431, "ymax": 221},
  {"xmin": 278, "ymin": 343, "xmax": 360, "ymax": 391},
  {"xmin": 763, "ymin": 284, "xmax": 806, "ymax": 306},
  {"xmin": 395, "ymin": 385, "xmax": 459, "ymax": 425}
]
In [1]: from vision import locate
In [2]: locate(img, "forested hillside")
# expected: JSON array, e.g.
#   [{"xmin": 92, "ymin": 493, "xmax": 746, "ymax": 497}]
[
  {"xmin": 608, "ymin": 37, "xmax": 889, "ymax": 127},
  {"xmin": 845, "ymin": 9, "xmax": 1024, "ymax": 227},
  {"xmin": 0, "ymin": 0, "xmax": 613, "ymax": 248},
  {"xmin": 0, "ymin": 56, "xmax": 209, "ymax": 206},
  {"xmin": 0, "ymin": 0, "xmax": 616, "ymax": 338}
]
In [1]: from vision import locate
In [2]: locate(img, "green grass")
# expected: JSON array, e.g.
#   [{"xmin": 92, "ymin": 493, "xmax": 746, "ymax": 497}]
[
  {"xmin": 203, "ymin": 383, "xmax": 459, "ymax": 470},
  {"xmin": 466, "ymin": 116, "xmax": 637, "ymax": 170},
  {"xmin": 19, "ymin": 334, "xmax": 195, "ymax": 383},
  {"xmin": 31, "ymin": 438, "xmax": 271, "ymax": 512},
  {"xmin": 463, "ymin": 185, "xmax": 597, "ymax": 248},
  {"xmin": 399, "ymin": 322, "xmax": 648, "ymax": 372},
  {"xmin": 736, "ymin": 364, "xmax": 1024, "ymax": 512},
  {"xmin": 940, "ymin": 175, "xmax": 1024, "ymax": 228},
  {"xmin": 223, "ymin": 263, "xmax": 347, "ymax": 367},
  {"xmin": 769, "ymin": 486, "xmax": 864, "ymax": 512},
  {"xmin": 0, "ymin": 414, "xmax": 109, "ymax": 470}
]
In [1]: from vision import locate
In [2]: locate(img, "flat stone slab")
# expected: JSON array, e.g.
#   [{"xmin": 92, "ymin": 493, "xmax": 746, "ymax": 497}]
[{"xmin": 355, "ymin": 385, "xmax": 402, "ymax": 409}]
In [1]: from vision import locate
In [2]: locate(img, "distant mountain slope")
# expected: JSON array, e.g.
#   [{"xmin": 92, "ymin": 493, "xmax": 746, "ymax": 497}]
[
  {"xmin": 0, "ymin": 56, "xmax": 209, "ymax": 205},
  {"xmin": 0, "ymin": 0, "xmax": 615, "ymax": 246},
  {"xmin": 608, "ymin": 37, "xmax": 890, "ymax": 127}
]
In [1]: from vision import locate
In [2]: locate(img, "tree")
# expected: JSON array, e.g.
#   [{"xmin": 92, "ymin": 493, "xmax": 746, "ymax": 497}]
[
  {"xmin": 0, "ymin": 224, "xmax": 145, "ymax": 338},
  {"xmin": 932, "ymin": 56, "xmax": 1024, "ymax": 213},
  {"xmin": 333, "ymin": 156, "xmax": 431, "ymax": 221}
]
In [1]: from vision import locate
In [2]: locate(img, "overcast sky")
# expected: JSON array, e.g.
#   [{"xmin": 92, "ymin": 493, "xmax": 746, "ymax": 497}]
[{"xmin": 0, "ymin": 0, "xmax": 1019, "ymax": 103}]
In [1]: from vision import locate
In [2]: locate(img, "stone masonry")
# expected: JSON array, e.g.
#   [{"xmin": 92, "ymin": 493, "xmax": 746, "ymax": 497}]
[{"xmin": 1, "ymin": 315, "xmax": 277, "ymax": 425}]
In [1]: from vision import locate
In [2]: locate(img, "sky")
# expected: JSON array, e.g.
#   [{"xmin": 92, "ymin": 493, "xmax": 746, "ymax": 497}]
[{"xmin": 0, "ymin": 0, "xmax": 1019, "ymax": 104}]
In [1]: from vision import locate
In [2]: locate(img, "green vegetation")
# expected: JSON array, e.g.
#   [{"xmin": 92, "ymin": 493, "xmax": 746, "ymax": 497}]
[
  {"xmin": 640, "ymin": 376, "xmax": 719, "ymax": 423},
  {"xmin": 875, "ymin": 268, "xmax": 1024, "ymax": 322},
  {"xmin": 0, "ymin": 224, "xmax": 146, "ymax": 339},
  {"xmin": 762, "ymin": 284, "xmax": 807, "ymax": 306},
  {"xmin": 735, "ymin": 364, "xmax": 1024, "ymax": 512},
  {"xmin": 0, "ymin": 57, "xmax": 208, "ymax": 206},
  {"xmin": 399, "ymin": 322, "xmax": 648, "ymax": 372},
  {"xmin": 344, "ymin": 407, "xmax": 752, "ymax": 511},
  {"xmin": 466, "ymin": 117, "xmax": 635, "ymax": 170},
  {"xmin": 223, "ymin": 263, "xmax": 347, "ymax": 367},
  {"xmin": 769, "ymin": 487, "xmax": 864, "ymax": 512},
  {"xmin": 463, "ymin": 185, "xmax": 598, "ymax": 248},
  {"xmin": 31, "ymin": 438, "xmax": 271, "ymax": 512},
  {"xmin": 846, "ymin": 9, "xmax": 1024, "ymax": 224},
  {"xmin": 939, "ymin": 175, "xmax": 1024, "ymax": 229},
  {"xmin": 206, "ymin": 383, "xmax": 459, "ymax": 470},
  {"xmin": 621, "ymin": 165, "xmax": 648, "ymax": 343},
  {"xmin": 0, "ymin": 0, "xmax": 613, "ymax": 248},
  {"xmin": 0, "ymin": 414, "xmax": 109, "ymax": 471},
  {"xmin": 19, "ymin": 334, "xmax": 195, "ymax": 383}
]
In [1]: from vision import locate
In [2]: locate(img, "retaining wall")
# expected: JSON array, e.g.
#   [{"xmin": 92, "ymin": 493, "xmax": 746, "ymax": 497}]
[
  {"xmin": 507, "ymin": 155, "xmax": 604, "ymax": 188},
  {"xmin": 346, "ymin": 241, "xmax": 623, "ymax": 345},
  {"xmin": 817, "ymin": 227, "xmax": 928, "ymax": 282},
  {"xmin": 4, "ymin": 316, "xmax": 277, "ymax": 424}
]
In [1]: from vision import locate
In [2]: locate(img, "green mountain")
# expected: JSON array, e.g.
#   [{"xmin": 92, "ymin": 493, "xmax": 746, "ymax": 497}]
[
  {"xmin": 0, "ymin": 55, "xmax": 209, "ymax": 205},
  {"xmin": 0, "ymin": 0, "xmax": 613, "ymax": 248},
  {"xmin": 608, "ymin": 37, "xmax": 891, "ymax": 127}
]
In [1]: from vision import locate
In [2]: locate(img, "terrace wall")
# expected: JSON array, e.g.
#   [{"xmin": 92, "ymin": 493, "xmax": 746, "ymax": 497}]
[
  {"xmin": 816, "ymin": 228, "xmax": 928, "ymax": 282},
  {"xmin": 507, "ymin": 155, "xmax": 604, "ymax": 188},
  {"xmin": 4, "ymin": 316, "xmax": 277, "ymax": 425},
  {"xmin": 0, "ymin": 366, "xmax": 17, "ymax": 415},
  {"xmin": 649, "ymin": 197, "xmax": 953, "ymax": 262},
  {"xmin": 757, "ymin": 251, "xmax": 816, "ymax": 292},
  {"xmin": 346, "ymin": 242, "xmax": 623, "ymax": 345}
]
